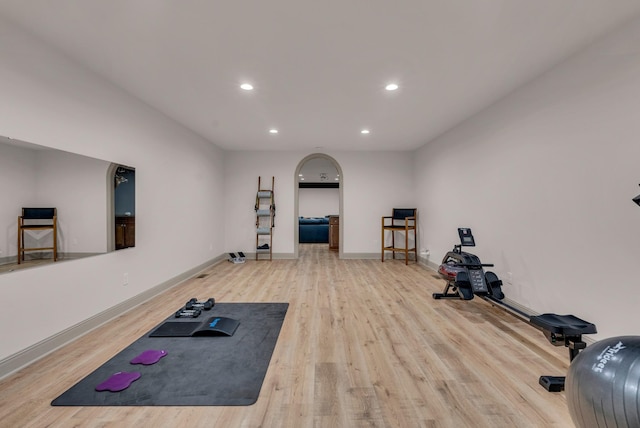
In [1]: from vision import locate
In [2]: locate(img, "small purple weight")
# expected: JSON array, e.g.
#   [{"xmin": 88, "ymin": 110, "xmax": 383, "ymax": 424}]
[
  {"xmin": 130, "ymin": 349, "xmax": 168, "ymax": 365},
  {"xmin": 95, "ymin": 371, "xmax": 141, "ymax": 392}
]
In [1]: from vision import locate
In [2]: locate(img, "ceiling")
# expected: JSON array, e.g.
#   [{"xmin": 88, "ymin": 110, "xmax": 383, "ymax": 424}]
[
  {"xmin": 299, "ymin": 157, "xmax": 339, "ymax": 183},
  {"xmin": 1, "ymin": 1, "xmax": 639, "ymax": 152}
]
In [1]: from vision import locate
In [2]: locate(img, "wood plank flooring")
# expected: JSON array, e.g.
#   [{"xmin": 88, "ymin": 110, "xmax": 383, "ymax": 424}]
[{"xmin": 0, "ymin": 244, "xmax": 575, "ymax": 427}]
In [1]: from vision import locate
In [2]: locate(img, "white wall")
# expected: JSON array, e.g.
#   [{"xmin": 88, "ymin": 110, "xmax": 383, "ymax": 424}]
[
  {"xmin": 224, "ymin": 151, "xmax": 414, "ymax": 256},
  {"xmin": 0, "ymin": 17, "xmax": 225, "ymax": 360},
  {"xmin": 414, "ymin": 16, "xmax": 640, "ymax": 339},
  {"xmin": 339, "ymin": 152, "xmax": 415, "ymax": 254},
  {"xmin": 223, "ymin": 153, "xmax": 296, "ymax": 255},
  {"xmin": 299, "ymin": 188, "xmax": 339, "ymax": 218}
]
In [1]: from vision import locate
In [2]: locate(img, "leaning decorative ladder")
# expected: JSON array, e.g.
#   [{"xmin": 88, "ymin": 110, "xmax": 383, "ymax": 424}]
[{"xmin": 255, "ymin": 176, "xmax": 275, "ymax": 261}]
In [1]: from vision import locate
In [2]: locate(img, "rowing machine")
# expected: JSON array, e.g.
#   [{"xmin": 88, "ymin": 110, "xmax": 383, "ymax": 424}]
[{"xmin": 432, "ymin": 228, "xmax": 597, "ymax": 392}]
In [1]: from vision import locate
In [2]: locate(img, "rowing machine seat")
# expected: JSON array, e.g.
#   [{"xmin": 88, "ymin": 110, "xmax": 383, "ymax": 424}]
[{"xmin": 530, "ymin": 313, "xmax": 597, "ymax": 346}]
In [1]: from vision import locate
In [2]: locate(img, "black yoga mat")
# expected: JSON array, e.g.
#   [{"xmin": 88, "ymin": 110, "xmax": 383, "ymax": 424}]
[{"xmin": 51, "ymin": 302, "xmax": 288, "ymax": 406}]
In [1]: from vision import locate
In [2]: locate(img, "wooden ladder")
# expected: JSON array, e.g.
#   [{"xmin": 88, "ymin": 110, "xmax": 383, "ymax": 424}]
[{"xmin": 255, "ymin": 176, "xmax": 275, "ymax": 261}]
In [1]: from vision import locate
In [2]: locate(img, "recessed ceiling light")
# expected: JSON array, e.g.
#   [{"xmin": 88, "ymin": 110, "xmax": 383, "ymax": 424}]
[
  {"xmin": 240, "ymin": 83, "xmax": 253, "ymax": 90},
  {"xmin": 298, "ymin": 174, "xmax": 303, "ymax": 177},
  {"xmin": 361, "ymin": 129, "xmax": 370, "ymax": 134},
  {"xmin": 301, "ymin": 177, "xmax": 305, "ymax": 181},
  {"xmin": 385, "ymin": 83, "xmax": 399, "ymax": 91},
  {"xmin": 269, "ymin": 129, "xmax": 278, "ymax": 134}
]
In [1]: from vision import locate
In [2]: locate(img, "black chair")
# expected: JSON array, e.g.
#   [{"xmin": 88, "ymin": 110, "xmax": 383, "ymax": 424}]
[
  {"xmin": 381, "ymin": 208, "xmax": 417, "ymax": 265},
  {"xmin": 17, "ymin": 208, "xmax": 57, "ymax": 264}
]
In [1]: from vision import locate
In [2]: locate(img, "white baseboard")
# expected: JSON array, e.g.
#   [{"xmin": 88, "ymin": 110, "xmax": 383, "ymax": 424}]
[
  {"xmin": 418, "ymin": 256, "xmax": 440, "ymax": 271},
  {"xmin": 341, "ymin": 252, "xmax": 379, "ymax": 259},
  {"xmin": 247, "ymin": 252, "xmax": 296, "ymax": 260}
]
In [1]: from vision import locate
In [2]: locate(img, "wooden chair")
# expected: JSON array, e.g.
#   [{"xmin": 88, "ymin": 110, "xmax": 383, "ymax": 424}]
[
  {"xmin": 17, "ymin": 208, "xmax": 57, "ymax": 264},
  {"xmin": 381, "ymin": 208, "xmax": 417, "ymax": 265}
]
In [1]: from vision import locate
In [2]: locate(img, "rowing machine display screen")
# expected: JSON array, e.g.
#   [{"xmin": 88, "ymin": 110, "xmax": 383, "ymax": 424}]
[{"xmin": 458, "ymin": 228, "xmax": 475, "ymax": 246}]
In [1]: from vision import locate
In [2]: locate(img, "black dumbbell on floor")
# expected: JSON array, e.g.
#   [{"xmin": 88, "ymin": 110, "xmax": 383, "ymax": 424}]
[
  {"xmin": 185, "ymin": 297, "xmax": 215, "ymax": 311},
  {"xmin": 175, "ymin": 308, "xmax": 202, "ymax": 318}
]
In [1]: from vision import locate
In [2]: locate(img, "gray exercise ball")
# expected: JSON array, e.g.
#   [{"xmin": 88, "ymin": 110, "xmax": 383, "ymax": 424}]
[{"xmin": 566, "ymin": 336, "xmax": 640, "ymax": 428}]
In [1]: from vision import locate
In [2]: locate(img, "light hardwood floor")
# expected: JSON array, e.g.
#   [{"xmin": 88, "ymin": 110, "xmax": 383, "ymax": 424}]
[{"xmin": 0, "ymin": 244, "xmax": 575, "ymax": 427}]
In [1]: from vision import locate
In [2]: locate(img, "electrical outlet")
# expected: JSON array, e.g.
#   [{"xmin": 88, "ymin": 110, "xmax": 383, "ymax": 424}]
[{"xmin": 123, "ymin": 273, "xmax": 129, "ymax": 286}]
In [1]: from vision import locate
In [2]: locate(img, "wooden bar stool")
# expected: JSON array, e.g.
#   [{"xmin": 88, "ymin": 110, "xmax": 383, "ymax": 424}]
[
  {"xmin": 17, "ymin": 207, "xmax": 57, "ymax": 264},
  {"xmin": 381, "ymin": 208, "xmax": 417, "ymax": 265}
]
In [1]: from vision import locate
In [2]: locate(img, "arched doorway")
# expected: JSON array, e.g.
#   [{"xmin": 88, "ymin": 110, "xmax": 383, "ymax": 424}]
[{"xmin": 293, "ymin": 154, "xmax": 344, "ymax": 259}]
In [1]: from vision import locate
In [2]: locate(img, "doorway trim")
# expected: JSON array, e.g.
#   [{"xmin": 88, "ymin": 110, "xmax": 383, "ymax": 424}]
[
  {"xmin": 106, "ymin": 163, "xmax": 118, "ymax": 252},
  {"xmin": 107, "ymin": 163, "xmax": 135, "ymax": 252},
  {"xmin": 293, "ymin": 153, "xmax": 344, "ymax": 259}
]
